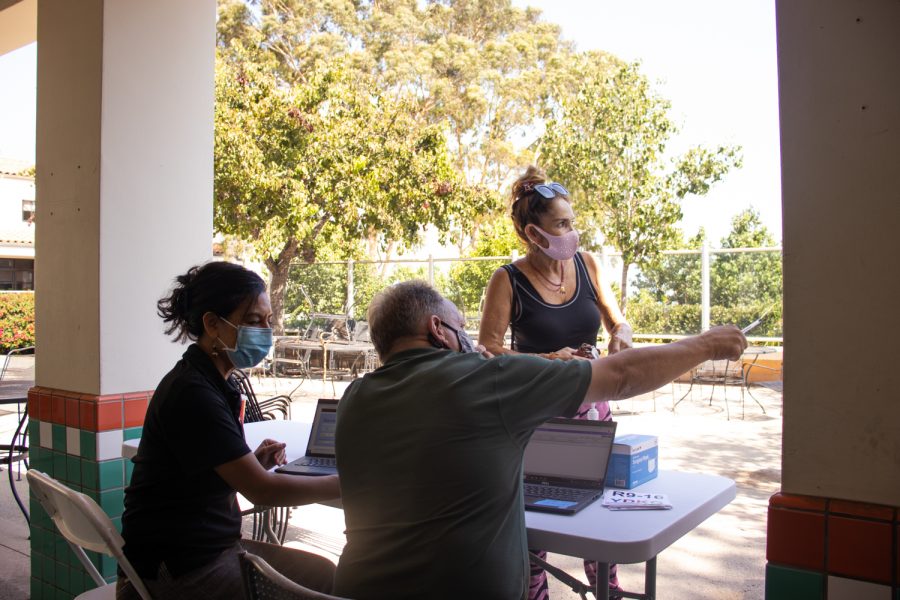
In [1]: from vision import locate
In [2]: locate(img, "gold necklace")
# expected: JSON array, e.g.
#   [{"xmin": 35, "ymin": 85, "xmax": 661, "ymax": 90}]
[{"xmin": 530, "ymin": 258, "xmax": 566, "ymax": 295}]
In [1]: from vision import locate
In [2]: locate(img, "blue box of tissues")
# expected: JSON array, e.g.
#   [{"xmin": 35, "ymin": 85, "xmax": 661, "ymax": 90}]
[{"xmin": 605, "ymin": 434, "xmax": 658, "ymax": 489}]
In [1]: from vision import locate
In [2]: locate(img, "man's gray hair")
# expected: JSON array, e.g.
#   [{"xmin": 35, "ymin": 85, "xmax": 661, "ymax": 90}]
[{"xmin": 367, "ymin": 280, "xmax": 446, "ymax": 358}]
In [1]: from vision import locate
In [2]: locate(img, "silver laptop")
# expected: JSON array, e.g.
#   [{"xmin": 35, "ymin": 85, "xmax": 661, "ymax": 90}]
[
  {"xmin": 523, "ymin": 418, "xmax": 617, "ymax": 515},
  {"xmin": 275, "ymin": 399, "xmax": 338, "ymax": 476}
]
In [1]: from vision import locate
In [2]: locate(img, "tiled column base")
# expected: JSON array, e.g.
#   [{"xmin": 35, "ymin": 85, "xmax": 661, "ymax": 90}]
[
  {"xmin": 766, "ymin": 492, "xmax": 899, "ymax": 599},
  {"xmin": 27, "ymin": 386, "xmax": 151, "ymax": 600}
]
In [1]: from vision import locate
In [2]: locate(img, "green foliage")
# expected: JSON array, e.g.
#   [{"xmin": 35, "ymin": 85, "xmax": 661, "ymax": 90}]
[
  {"xmin": 444, "ymin": 218, "xmax": 521, "ymax": 314},
  {"xmin": 542, "ymin": 62, "xmax": 742, "ymax": 310},
  {"xmin": 636, "ymin": 209, "xmax": 782, "ymax": 309},
  {"xmin": 0, "ymin": 293, "xmax": 35, "ymax": 353},
  {"xmin": 628, "ymin": 294, "xmax": 782, "ymax": 338}
]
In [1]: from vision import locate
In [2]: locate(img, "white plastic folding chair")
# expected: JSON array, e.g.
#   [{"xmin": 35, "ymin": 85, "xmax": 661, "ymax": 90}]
[
  {"xmin": 26, "ymin": 470, "xmax": 153, "ymax": 600},
  {"xmin": 240, "ymin": 552, "xmax": 350, "ymax": 600}
]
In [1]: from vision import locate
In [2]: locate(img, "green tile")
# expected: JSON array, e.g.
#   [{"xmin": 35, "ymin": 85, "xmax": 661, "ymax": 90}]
[
  {"xmin": 99, "ymin": 554, "xmax": 118, "ymax": 579},
  {"xmin": 79, "ymin": 430, "xmax": 97, "ymax": 460},
  {"xmin": 51, "ymin": 424, "xmax": 66, "ymax": 452},
  {"xmin": 30, "ymin": 495, "xmax": 49, "ymax": 527},
  {"xmin": 81, "ymin": 461, "xmax": 97, "ymax": 490},
  {"xmin": 98, "ymin": 459, "xmax": 124, "ymax": 490},
  {"xmin": 54, "ymin": 537, "xmax": 69, "ymax": 562},
  {"xmin": 31, "ymin": 551, "xmax": 43, "ymax": 581},
  {"xmin": 123, "ymin": 426, "xmax": 142, "ymax": 441},
  {"xmin": 111, "ymin": 516, "xmax": 122, "ymax": 533},
  {"xmin": 765, "ymin": 563, "xmax": 824, "ymax": 600},
  {"xmin": 99, "ymin": 488, "xmax": 125, "ymax": 518},
  {"xmin": 66, "ymin": 455, "xmax": 81, "ymax": 485},
  {"xmin": 51, "ymin": 451, "xmax": 67, "ymax": 481},
  {"xmin": 29, "ymin": 420, "xmax": 40, "ymax": 445},
  {"xmin": 30, "ymin": 576, "xmax": 42, "ymax": 600},
  {"xmin": 125, "ymin": 459, "xmax": 134, "ymax": 484},
  {"xmin": 40, "ymin": 554, "xmax": 54, "ymax": 584}
]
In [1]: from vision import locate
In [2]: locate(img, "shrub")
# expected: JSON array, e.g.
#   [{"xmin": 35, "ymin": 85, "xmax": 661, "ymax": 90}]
[
  {"xmin": 0, "ymin": 292, "xmax": 35, "ymax": 353},
  {"xmin": 628, "ymin": 296, "xmax": 782, "ymax": 338}
]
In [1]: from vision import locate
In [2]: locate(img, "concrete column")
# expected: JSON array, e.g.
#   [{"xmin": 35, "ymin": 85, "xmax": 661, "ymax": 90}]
[
  {"xmin": 28, "ymin": 1, "xmax": 215, "ymax": 597},
  {"xmin": 766, "ymin": 1, "xmax": 900, "ymax": 598}
]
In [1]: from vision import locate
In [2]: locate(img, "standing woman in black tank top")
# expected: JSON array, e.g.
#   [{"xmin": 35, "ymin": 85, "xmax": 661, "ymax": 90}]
[{"xmin": 478, "ymin": 165, "xmax": 633, "ymax": 599}]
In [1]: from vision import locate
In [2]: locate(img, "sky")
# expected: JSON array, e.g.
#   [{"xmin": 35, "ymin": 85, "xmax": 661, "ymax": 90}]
[
  {"xmin": 0, "ymin": 0, "xmax": 782, "ymax": 244},
  {"xmin": 511, "ymin": 0, "xmax": 783, "ymax": 243}
]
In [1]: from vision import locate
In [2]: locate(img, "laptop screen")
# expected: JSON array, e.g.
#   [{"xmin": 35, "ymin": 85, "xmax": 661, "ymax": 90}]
[
  {"xmin": 306, "ymin": 400, "xmax": 338, "ymax": 456},
  {"xmin": 524, "ymin": 419, "xmax": 616, "ymax": 482}
]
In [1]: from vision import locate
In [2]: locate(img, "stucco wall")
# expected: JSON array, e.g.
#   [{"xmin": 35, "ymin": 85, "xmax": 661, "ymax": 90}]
[{"xmin": 778, "ymin": 0, "xmax": 900, "ymax": 505}]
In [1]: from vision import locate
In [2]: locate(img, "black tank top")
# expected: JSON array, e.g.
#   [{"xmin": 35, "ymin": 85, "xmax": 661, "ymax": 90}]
[{"xmin": 502, "ymin": 252, "xmax": 602, "ymax": 354}]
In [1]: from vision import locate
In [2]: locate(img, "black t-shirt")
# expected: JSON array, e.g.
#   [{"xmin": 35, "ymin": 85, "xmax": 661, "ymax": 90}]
[{"xmin": 121, "ymin": 344, "xmax": 251, "ymax": 578}]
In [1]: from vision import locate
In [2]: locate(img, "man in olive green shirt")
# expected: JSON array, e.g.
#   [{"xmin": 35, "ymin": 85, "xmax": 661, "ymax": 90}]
[{"xmin": 334, "ymin": 281, "xmax": 745, "ymax": 599}]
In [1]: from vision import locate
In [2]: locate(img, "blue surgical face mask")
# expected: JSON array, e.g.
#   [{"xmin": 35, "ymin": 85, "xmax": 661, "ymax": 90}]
[{"xmin": 219, "ymin": 317, "xmax": 273, "ymax": 369}]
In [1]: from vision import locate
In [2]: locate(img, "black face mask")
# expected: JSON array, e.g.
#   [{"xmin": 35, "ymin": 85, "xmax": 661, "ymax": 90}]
[{"xmin": 430, "ymin": 320, "xmax": 476, "ymax": 353}]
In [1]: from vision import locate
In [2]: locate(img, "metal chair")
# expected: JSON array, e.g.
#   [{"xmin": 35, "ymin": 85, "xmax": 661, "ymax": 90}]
[
  {"xmin": 234, "ymin": 369, "xmax": 292, "ymax": 422},
  {"xmin": 232, "ymin": 370, "xmax": 294, "ymax": 543},
  {"xmin": 240, "ymin": 552, "xmax": 350, "ymax": 600},
  {"xmin": 26, "ymin": 470, "xmax": 153, "ymax": 600}
]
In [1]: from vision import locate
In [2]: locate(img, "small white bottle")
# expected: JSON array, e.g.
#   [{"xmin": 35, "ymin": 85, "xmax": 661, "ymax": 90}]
[{"xmin": 586, "ymin": 402, "xmax": 600, "ymax": 421}]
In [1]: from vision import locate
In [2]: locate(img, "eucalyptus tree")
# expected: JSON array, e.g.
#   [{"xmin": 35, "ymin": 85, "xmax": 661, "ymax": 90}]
[{"xmin": 542, "ymin": 62, "xmax": 742, "ymax": 311}]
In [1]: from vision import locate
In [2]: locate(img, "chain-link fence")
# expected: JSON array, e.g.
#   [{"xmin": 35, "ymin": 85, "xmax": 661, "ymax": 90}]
[{"xmin": 282, "ymin": 246, "xmax": 783, "ymax": 344}]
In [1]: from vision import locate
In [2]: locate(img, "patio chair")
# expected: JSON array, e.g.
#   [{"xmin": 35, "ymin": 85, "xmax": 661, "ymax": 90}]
[
  {"xmin": 26, "ymin": 470, "xmax": 153, "ymax": 600},
  {"xmin": 234, "ymin": 369, "xmax": 292, "ymax": 422},
  {"xmin": 240, "ymin": 552, "xmax": 350, "ymax": 600},
  {"xmin": 233, "ymin": 370, "xmax": 294, "ymax": 544}
]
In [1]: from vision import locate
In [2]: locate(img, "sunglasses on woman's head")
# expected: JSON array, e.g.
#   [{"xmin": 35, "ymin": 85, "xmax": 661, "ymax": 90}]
[{"xmin": 531, "ymin": 182, "xmax": 569, "ymax": 199}]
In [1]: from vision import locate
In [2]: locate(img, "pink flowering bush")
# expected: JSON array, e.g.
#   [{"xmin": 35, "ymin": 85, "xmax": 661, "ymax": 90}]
[{"xmin": 0, "ymin": 292, "xmax": 35, "ymax": 353}]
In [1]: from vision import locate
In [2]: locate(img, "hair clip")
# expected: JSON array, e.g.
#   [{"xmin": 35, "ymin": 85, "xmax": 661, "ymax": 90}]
[{"xmin": 521, "ymin": 182, "xmax": 535, "ymax": 193}]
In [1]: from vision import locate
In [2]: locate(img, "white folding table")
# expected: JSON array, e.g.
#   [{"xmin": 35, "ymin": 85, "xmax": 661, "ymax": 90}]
[
  {"xmin": 123, "ymin": 422, "xmax": 734, "ymax": 600},
  {"xmin": 526, "ymin": 470, "xmax": 735, "ymax": 600}
]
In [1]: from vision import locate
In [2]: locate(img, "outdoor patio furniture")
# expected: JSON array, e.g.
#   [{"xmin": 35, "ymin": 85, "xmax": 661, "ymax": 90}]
[
  {"xmin": 240, "ymin": 552, "xmax": 350, "ymax": 600},
  {"xmin": 1, "ymin": 347, "xmax": 34, "ymax": 524},
  {"xmin": 233, "ymin": 370, "xmax": 294, "ymax": 544},
  {"xmin": 234, "ymin": 369, "xmax": 293, "ymax": 422},
  {"xmin": 742, "ymin": 353, "xmax": 784, "ymax": 403},
  {"xmin": 27, "ymin": 469, "xmax": 153, "ymax": 600}
]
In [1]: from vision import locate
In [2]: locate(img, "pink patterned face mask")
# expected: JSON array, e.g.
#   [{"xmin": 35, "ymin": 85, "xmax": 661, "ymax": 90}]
[{"xmin": 528, "ymin": 225, "xmax": 579, "ymax": 261}]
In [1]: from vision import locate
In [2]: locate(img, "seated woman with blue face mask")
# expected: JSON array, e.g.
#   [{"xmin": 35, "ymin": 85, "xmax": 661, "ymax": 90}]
[{"xmin": 118, "ymin": 261, "xmax": 341, "ymax": 600}]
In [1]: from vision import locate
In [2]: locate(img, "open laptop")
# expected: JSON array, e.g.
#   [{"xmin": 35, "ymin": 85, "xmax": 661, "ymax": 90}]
[
  {"xmin": 523, "ymin": 417, "xmax": 617, "ymax": 515},
  {"xmin": 275, "ymin": 399, "xmax": 339, "ymax": 476}
]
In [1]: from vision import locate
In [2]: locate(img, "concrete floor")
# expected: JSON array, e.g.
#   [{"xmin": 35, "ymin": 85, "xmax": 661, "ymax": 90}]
[{"xmin": 0, "ymin": 371, "xmax": 783, "ymax": 599}]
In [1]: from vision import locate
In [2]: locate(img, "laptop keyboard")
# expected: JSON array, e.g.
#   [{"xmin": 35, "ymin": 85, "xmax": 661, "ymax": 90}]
[
  {"xmin": 299, "ymin": 457, "xmax": 336, "ymax": 467},
  {"xmin": 524, "ymin": 483, "xmax": 593, "ymax": 501}
]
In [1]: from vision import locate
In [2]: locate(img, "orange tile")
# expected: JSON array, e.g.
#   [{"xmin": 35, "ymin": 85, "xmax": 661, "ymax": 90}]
[
  {"xmin": 124, "ymin": 391, "xmax": 151, "ymax": 402},
  {"xmin": 99, "ymin": 393, "xmax": 124, "ymax": 403},
  {"xmin": 827, "ymin": 515, "xmax": 892, "ymax": 584},
  {"xmin": 38, "ymin": 392, "xmax": 52, "ymax": 421},
  {"xmin": 767, "ymin": 507, "xmax": 825, "ymax": 571},
  {"xmin": 50, "ymin": 394, "xmax": 65, "ymax": 424},
  {"xmin": 79, "ymin": 400, "xmax": 97, "ymax": 431},
  {"xmin": 96, "ymin": 400, "xmax": 123, "ymax": 431},
  {"xmin": 770, "ymin": 492, "xmax": 827, "ymax": 512},
  {"xmin": 124, "ymin": 398, "xmax": 148, "ymax": 428},
  {"xmin": 27, "ymin": 391, "xmax": 39, "ymax": 419},
  {"xmin": 830, "ymin": 499, "xmax": 893, "ymax": 521},
  {"xmin": 65, "ymin": 397, "xmax": 79, "ymax": 427}
]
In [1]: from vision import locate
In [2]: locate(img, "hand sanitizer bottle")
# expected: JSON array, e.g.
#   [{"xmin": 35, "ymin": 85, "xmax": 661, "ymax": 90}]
[{"xmin": 587, "ymin": 402, "xmax": 599, "ymax": 421}]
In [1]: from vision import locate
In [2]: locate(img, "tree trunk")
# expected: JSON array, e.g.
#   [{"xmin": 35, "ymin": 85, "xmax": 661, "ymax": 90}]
[
  {"xmin": 619, "ymin": 262, "xmax": 630, "ymax": 315},
  {"xmin": 265, "ymin": 238, "xmax": 300, "ymax": 335},
  {"xmin": 267, "ymin": 257, "xmax": 292, "ymax": 335}
]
